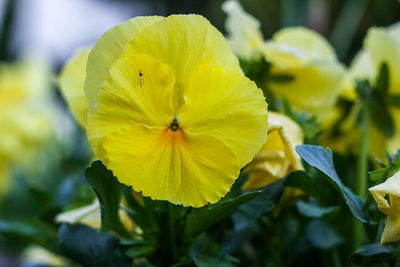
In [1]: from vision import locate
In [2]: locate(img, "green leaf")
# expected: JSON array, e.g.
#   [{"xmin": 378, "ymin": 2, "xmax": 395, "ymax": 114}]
[
  {"xmin": 351, "ymin": 243, "xmax": 394, "ymax": 266},
  {"xmin": 284, "ymin": 170, "xmax": 319, "ymax": 197},
  {"xmin": 120, "ymin": 239, "xmax": 155, "ymax": 258},
  {"xmin": 296, "ymin": 201, "xmax": 340, "ymax": 219},
  {"xmin": 0, "ymin": 218, "xmax": 58, "ymax": 250},
  {"xmin": 282, "ymin": 95, "xmax": 296, "ymax": 120},
  {"xmin": 355, "ymin": 79, "xmax": 372, "ymax": 102},
  {"xmin": 239, "ymin": 179, "xmax": 285, "ymax": 217},
  {"xmin": 194, "ymin": 253, "xmax": 239, "ymax": 267},
  {"xmin": 267, "ymin": 73, "xmax": 295, "ymax": 83},
  {"xmin": 184, "ymin": 191, "xmax": 260, "ymax": 241},
  {"xmin": 85, "ymin": 161, "xmax": 129, "ymax": 237},
  {"xmin": 295, "ymin": 145, "xmax": 367, "ymax": 223},
  {"xmin": 58, "ymin": 224, "xmax": 130, "ymax": 267},
  {"xmin": 369, "ymin": 168, "xmax": 388, "ymax": 181},
  {"xmin": 125, "ymin": 245, "xmax": 154, "ymax": 258},
  {"xmin": 375, "ymin": 62, "xmax": 389, "ymax": 95},
  {"xmin": 371, "ymin": 100, "xmax": 394, "ymax": 138},
  {"xmin": 387, "ymin": 94, "xmax": 400, "ymax": 107},
  {"xmin": 306, "ymin": 220, "xmax": 343, "ymax": 250},
  {"xmin": 364, "ymin": 151, "xmax": 400, "ymax": 211},
  {"xmin": 281, "ymin": 97, "xmax": 320, "ymax": 140}
]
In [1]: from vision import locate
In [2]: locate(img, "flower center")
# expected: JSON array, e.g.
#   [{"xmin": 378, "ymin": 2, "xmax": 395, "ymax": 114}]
[{"xmin": 169, "ymin": 118, "xmax": 180, "ymax": 131}]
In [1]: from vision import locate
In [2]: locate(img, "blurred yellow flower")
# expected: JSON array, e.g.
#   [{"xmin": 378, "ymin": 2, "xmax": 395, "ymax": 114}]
[
  {"xmin": 339, "ymin": 22, "xmax": 400, "ymax": 158},
  {"xmin": 243, "ymin": 112, "xmax": 303, "ymax": 190},
  {"xmin": 222, "ymin": 0, "xmax": 265, "ymax": 60},
  {"xmin": 369, "ymin": 171, "xmax": 400, "ymax": 243},
  {"xmin": 222, "ymin": 0, "xmax": 345, "ymax": 124},
  {"xmin": 85, "ymin": 15, "xmax": 268, "ymax": 207},
  {"xmin": 59, "ymin": 48, "xmax": 91, "ymax": 127},
  {"xmin": 0, "ymin": 59, "xmax": 53, "ymax": 193},
  {"xmin": 263, "ymin": 28, "xmax": 345, "ymax": 123}
]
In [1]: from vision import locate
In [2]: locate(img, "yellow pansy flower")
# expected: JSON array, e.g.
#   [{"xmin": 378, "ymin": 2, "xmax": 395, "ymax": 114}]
[
  {"xmin": 263, "ymin": 28, "xmax": 345, "ymax": 123},
  {"xmin": 369, "ymin": 171, "xmax": 400, "ymax": 243},
  {"xmin": 59, "ymin": 48, "xmax": 91, "ymax": 127},
  {"xmin": 82, "ymin": 15, "xmax": 268, "ymax": 207},
  {"xmin": 243, "ymin": 112, "xmax": 303, "ymax": 190},
  {"xmin": 222, "ymin": 0, "xmax": 265, "ymax": 60},
  {"xmin": 222, "ymin": 0, "xmax": 344, "ymax": 123},
  {"xmin": 339, "ymin": 22, "xmax": 400, "ymax": 158}
]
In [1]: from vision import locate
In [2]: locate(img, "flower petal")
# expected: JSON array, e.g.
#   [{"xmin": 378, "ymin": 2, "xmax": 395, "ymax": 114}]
[
  {"xmin": 102, "ymin": 125, "xmax": 240, "ymax": 207},
  {"xmin": 87, "ymin": 55, "xmax": 176, "ymax": 162},
  {"xmin": 369, "ymin": 171, "xmax": 400, "ymax": 243},
  {"xmin": 265, "ymin": 27, "xmax": 336, "ymax": 67},
  {"xmin": 222, "ymin": 0, "xmax": 265, "ymax": 60},
  {"xmin": 243, "ymin": 112, "xmax": 303, "ymax": 190},
  {"xmin": 59, "ymin": 48, "xmax": 91, "ymax": 127},
  {"xmin": 121, "ymin": 14, "xmax": 242, "ymax": 110},
  {"xmin": 178, "ymin": 65, "xmax": 268, "ymax": 167},
  {"xmin": 268, "ymin": 60, "xmax": 345, "ymax": 122},
  {"xmin": 365, "ymin": 27, "xmax": 400, "ymax": 94},
  {"xmin": 85, "ymin": 16, "xmax": 163, "ymax": 104}
]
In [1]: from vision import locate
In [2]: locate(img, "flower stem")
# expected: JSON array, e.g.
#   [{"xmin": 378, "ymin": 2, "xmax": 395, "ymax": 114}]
[{"xmin": 353, "ymin": 103, "xmax": 370, "ymax": 250}]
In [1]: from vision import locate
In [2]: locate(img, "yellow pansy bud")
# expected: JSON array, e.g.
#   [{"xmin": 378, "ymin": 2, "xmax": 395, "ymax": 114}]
[
  {"xmin": 243, "ymin": 112, "xmax": 303, "ymax": 190},
  {"xmin": 369, "ymin": 171, "xmax": 400, "ymax": 243}
]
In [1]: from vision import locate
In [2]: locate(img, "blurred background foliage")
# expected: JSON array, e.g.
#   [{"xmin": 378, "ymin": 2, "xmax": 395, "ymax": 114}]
[{"xmin": 1, "ymin": 0, "xmax": 400, "ymax": 64}]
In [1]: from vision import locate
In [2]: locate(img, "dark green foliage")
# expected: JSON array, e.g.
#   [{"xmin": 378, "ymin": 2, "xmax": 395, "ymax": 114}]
[
  {"xmin": 296, "ymin": 145, "xmax": 367, "ymax": 222},
  {"xmin": 85, "ymin": 161, "xmax": 130, "ymax": 237},
  {"xmin": 351, "ymin": 243, "xmax": 394, "ymax": 266},
  {"xmin": 58, "ymin": 224, "xmax": 130, "ymax": 267}
]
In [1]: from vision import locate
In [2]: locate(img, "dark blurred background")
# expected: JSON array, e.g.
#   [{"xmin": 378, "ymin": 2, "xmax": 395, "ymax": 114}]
[{"xmin": 1, "ymin": 0, "xmax": 400, "ymax": 68}]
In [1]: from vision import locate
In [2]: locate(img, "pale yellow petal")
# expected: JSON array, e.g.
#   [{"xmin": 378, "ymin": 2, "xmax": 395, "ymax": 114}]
[
  {"xmin": 222, "ymin": 0, "xmax": 265, "ymax": 60},
  {"xmin": 178, "ymin": 65, "xmax": 268, "ymax": 167},
  {"xmin": 263, "ymin": 41, "xmax": 307, "ymax": 68},
  {"xmin": 388, "ymin": 21, "xmax": 400, "ymax": 43},
  {"xmin": 85, "ymin": 16, "xmax": 163, "ymax": 104},
  {"xmin": 243, "ymin": 112, "xmax": 303, "ymax": 190},
  {"xmin": 87, "ymin": 55, "xmax": 176, "ymax": 162},
  {"xmin": 55, "ymin": 200, "xmax": 101, "ymax": 229},
  {"xmin": 268, "ymin": 60, "xmax": 345, "ymax": 121},
  {"xmin": 263, "ymin": 27, "xmax": 336, "ymax": 69},
  {"xmin": 59, "ymin": 48, "xmax": 91, "ymax": 127},
  {"xmin": 243, "ymin": 169, "xmax": 279, "ymax": 190},
  {"xmin": 273, "ymin": 27, "xmax": 335, "ymax": 61},
  {"xmin": 102, "ymin": 125, "xmax": 240, "ymax": 207},
  {"xmin": 340, "ymin": 50, "xmax": 375, "ymax": 101},
  {"xmin": 369, "ymin": 171, "xmax": 400, "ymax": 243},
  {"xmin": 365, "ymin": 27, "xmax": 400, "ymax": 94}
]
